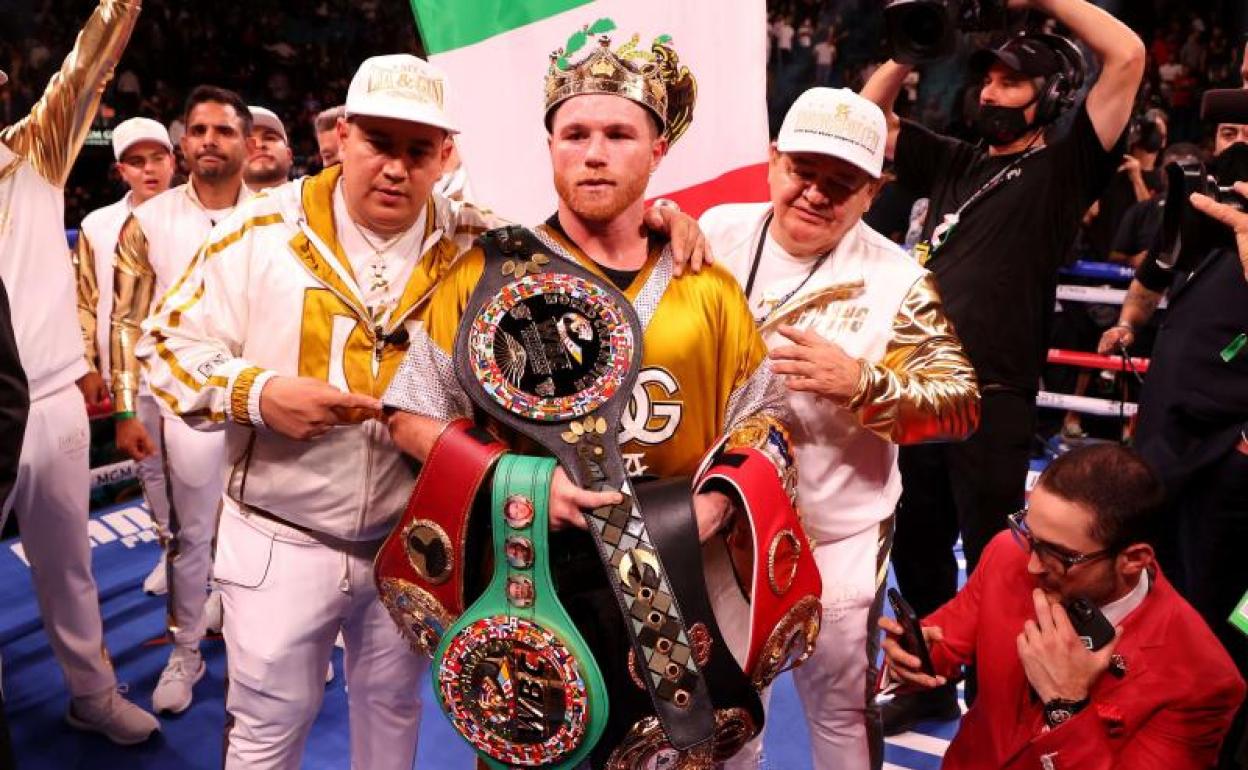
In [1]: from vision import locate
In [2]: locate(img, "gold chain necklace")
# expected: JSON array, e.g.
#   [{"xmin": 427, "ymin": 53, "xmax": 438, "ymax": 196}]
[{"xmin": 348, "ymin": 215, "xmax": 422, "ymax": 324}]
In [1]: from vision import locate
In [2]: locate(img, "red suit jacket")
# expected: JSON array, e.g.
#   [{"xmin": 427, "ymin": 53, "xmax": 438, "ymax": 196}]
[{"xmin": 925, "ymin": 531, "xmax": 1245, "ymax": 769}]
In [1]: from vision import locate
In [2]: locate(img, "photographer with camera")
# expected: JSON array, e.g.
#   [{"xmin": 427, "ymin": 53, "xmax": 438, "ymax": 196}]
[
  {"xmin": 1099, "ymin": 117, "xmax": 1248, "ymax": 357},
  {"xmin": 1122, "ymin": 85, "xmax": 1248, "ymax": 768},
  {"xmin": 880, "ymin": 444, "xmax": 1245, "ymax": 769},
  {"xmin": 862, "ymin": 0, "xmax": 1144, "ymax": 732}
]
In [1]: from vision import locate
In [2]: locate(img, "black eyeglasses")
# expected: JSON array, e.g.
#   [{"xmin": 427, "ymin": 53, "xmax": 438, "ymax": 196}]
[{"xmin": 1007, "ymin": 508, "xmax": 1116, "ymax": 575}]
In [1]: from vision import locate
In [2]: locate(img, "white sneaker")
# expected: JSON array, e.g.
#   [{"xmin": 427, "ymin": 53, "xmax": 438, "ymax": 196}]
[
  {"xmin": 204, "ymin": 589, "xmax": 223, "ymax": 635},
  {"xmin": 151, "ymin": 646, "xmax": 205, "ymax": 714},
  {"xmin": 142, "ymin": 552, "xmax": 167, "ymax": 595},
  {"xmin": 67, "ymin": 688, "xmax": 160, "ymax": 745}
]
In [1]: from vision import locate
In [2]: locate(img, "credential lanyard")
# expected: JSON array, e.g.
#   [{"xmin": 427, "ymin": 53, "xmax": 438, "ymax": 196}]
[
  {"xmin": 919, "ymin": 143, "xmax": 1044, "ymax": 264},
  {"xmin": 744, "ymin": 211, "xmax": 833, "ymax": 327}
]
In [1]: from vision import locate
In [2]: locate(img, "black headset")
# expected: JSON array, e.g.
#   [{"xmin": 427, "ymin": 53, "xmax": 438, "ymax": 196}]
[{"xmin": 1027, "ymin": 32, "xmax": 1087, "ymax": 126}]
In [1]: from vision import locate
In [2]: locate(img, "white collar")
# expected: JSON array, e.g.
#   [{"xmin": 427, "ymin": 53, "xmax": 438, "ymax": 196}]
[{"xmin": 1100, "ymin": 568, "xmax": 1150, "ymax": 627}]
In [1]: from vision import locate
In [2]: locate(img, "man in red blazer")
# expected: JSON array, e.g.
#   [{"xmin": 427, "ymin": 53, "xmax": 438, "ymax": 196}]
[{"xmin": 882, "ymin": 444, "xmax": 1246, "ymax": 768}]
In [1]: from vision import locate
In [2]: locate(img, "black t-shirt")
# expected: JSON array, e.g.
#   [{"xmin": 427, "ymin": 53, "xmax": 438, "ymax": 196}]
[
  {"xmin": 1084, "ymin": 167, "xmax": 1162, "ymax": 261},
  {"xmin": 544, "ymin": 212, "xmax": 648, "ymax": 290},
  {"xmin": 895, "ymin": 103, "xmax": 1121, "ymax": 391},
  {"xmin": 1111, "ymin": 197, "xmax": 1163, "ymax": 258}
]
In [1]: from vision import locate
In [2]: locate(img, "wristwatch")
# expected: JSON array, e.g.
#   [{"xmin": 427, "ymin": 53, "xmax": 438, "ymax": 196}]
[{"xmin": 1043, "ymin": 696, "xmax": 1090, "ymax": 727}]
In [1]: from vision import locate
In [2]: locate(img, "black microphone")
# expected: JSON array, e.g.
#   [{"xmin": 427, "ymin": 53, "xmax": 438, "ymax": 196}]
[
  {"xmin": 383, "ymin": 326, "xmax": 409, "ymax": 347},
  {"xmin": 1201, "ymin": 89, "xmax": 1248, "ymax": 124}
]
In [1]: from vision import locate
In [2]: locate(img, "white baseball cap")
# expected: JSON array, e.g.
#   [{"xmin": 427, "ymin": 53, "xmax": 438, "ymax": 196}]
[
  {"xmin": 777, "ymin": 87, "xmax": 887, "ymax": 179},
  {"xmin": 111, "ymin": 117, "xmax": 173, "ymax": 161},
  {"xmin": 344, "ymin": 54, "xmax": 458, "ymax": 133},
  {"xmin": 249, "ymin": 105, "xmax": 288, "ymax": 143}
]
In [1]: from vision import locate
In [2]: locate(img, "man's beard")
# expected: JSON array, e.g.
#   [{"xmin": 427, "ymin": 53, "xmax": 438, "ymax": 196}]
[
  {"xmin": 194, "ymin": 153, "xmax": 242, "ymax": 182},
  {"xmin": 245, "ymin": 159, "xmax": 288, "ymax": 187},
  {"xmin": 554, "ymin": 171, "xmax": 649, "ymax": 223}
]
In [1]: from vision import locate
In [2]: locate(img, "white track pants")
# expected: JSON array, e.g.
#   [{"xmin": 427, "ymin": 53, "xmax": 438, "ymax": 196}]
[
  {"xmin": 5, "ymin": 385, "xmax": 115, "ymax": 697},
  {"xmin": 145, "ymin": 398, "xmax": 225, "ymax": 647},
  {"xmin": 721, "ymin": 520, "xmax": 892, "ymax": 770},
  {"xmin": 134, "ymin": 394, "xmax": 170, "ymax": 541},
  {"xmin": 216, "ymin": 499, "xmax": 426, "ymax": 770}
]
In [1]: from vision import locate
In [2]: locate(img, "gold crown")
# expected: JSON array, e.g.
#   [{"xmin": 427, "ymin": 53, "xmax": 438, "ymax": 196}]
[{"xmin": 544, "ymin": 28, "xmax": 696, "ymax": 146}]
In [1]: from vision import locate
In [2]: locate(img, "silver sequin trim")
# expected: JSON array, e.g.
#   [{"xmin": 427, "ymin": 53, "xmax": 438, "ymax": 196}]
[
  {"xmin": 381, "ymin": 324, "xmax": 472, "ymax": 420},
  {"xmin": 724, "ymin": 358, "xmax": 792, "ymax": 435},
  {"xmin": 532, "ymin": 228, "xmax": 672, "ymax": 332},
  {"xmin": 632, "ymin": 248, "xmax": 671, "ymax": 332}
]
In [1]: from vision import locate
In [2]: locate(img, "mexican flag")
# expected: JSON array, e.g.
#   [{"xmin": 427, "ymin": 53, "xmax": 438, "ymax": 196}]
[{"xmin": 410, "ymin": 0, "xmax": 770, "ymax": 224}]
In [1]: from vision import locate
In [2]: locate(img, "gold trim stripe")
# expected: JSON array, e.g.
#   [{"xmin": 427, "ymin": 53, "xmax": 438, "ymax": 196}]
[
  {"xmin": 155, "ymin": 213, "xmax": 284, "ymax": 316},
  {"xmin": 150, "ymin": 329, "xmax": 228, "ymax": 394},
  {"xmin": 145, "ymin": 376, "xmax": 226, "ymax": 424},
  {"xmin": 230, "ymin": 366, "xmax": 265, "ymax": 425}
]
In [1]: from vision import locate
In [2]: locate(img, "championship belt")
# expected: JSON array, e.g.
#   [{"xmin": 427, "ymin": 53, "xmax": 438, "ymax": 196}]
[
  {"xmin": 433, "ymin": 454, "xmax": 608, "ymax": 769},
  {"xmin": 697, "ymin": 447, "xmax": 822, "ymax": 688},
  {"xmin": 454, "ymin": 226, "xmax": 718, "ymax": 754},
  {"xmin": 604, "ymin": 478, "xmax": 765, "ymax": 769},
  {"xmin": 375, "ymin": 418, "xmax": 507, "ymax": 656}
]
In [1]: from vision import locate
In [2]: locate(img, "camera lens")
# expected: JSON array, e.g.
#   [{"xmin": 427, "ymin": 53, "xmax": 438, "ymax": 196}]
[
  {"xmin": 885, "ymin": 0, "xmax": 956, "ymax": 63},
  {"xmin": 902, "ymin": 6, "xmax": 947, "ymax": 49}
]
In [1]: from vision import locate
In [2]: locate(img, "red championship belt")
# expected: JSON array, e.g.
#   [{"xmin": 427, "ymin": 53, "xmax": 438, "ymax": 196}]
[
  {"xmin": 696, "ymin": 447, "xmax": 822, "ymax": 688},
  {"xmin": 375, "ymin": 418, "xmax": 506, "ymax": 656}
]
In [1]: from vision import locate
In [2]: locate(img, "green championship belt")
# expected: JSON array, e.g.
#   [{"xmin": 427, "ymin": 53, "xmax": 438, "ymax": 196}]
[{"xmin": 433, "ymin": 454, "xmax": 608, "ymax": 769}]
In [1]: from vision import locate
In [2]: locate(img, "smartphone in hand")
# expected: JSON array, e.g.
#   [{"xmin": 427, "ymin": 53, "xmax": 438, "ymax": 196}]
[
  {"xmin": 888, "ymin": 588, "xmax": 935, "ymax": 676},
  {"xmin": 1065, "ymin": 596, "xmax": 1116, "ymax": 651}
]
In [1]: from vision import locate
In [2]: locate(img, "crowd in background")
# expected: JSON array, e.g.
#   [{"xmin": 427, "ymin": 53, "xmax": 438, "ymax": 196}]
[
  {"xmin": 764, "ymin": 0, "xmax": 1248, "ymax": 446},
  {"xmin": 0, "ymin": 0, "xmax": 1242, "ymax": 444},
  {"xmin": 0, "ymin": 0, "xmax": 421, "ymax": 224},
  {"xmin": 766, "ymin": 0, "xmax": 1243, "ymax": 142}
]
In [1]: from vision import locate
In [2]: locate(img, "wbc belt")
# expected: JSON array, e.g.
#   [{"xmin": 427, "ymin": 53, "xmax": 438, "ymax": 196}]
[
  {"xmin": 375, "ymin": 418, "xmax": 506, "ymax": 656},
  {"xmin": 454, "ymin": 226, "xmax": 715, "ymax": 753},
  {"xmin": 697, "ymin": 447, "xmax": 822, "ymax": 688},
  {"xmin": 434, "ymin": 454, "xmax": 608, "ymax": 769}
]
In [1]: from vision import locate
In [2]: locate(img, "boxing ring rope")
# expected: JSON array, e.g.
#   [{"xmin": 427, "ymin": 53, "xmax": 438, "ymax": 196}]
[{"xmin": 1043, "ymin": 264, "xmax": 1152, "ymax": 417}]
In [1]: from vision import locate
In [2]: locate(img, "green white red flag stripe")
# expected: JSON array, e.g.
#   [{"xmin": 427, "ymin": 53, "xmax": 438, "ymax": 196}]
[{"xmin": 409, "ymin": 0, "xmax": 770, "ymax": 222}]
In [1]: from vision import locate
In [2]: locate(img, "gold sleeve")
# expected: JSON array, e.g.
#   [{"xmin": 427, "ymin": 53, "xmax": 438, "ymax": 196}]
[
  {"xmin": 421, "ymin": 247, "xmax": 484, "ymax": 355},
  {"xmin": 847, "ymin": 274, "xmax": 980, "ymax": 444},
  {"xmin": 0, "ymin": 0, "xmax": 141, "ymax": 186},
  {"xmin": 72, "ymin": 232, "xmax": 100, "ymax": 372},
  {"xmin": 110, "ymin": 214, "xmax": 154, "ymax": 416}
]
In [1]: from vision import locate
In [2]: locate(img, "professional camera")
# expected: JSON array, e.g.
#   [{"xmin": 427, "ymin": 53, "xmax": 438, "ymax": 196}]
[
  {"xmin": 884, "ymin": 0, "xmax": 1007, "ymax": 64},
  {"xmin": 1157, "ymin": 89, "xmax": 1248, "ymax": 267}
]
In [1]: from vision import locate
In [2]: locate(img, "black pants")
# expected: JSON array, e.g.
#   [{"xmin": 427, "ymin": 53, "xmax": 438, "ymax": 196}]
[
  {"xmin": 1175, "ymin": 448, "xmax": 1248, "ymax": 769},
  {"xmin": 892, "ymin": 389, "xmax": 1035, "ymax": 619}
]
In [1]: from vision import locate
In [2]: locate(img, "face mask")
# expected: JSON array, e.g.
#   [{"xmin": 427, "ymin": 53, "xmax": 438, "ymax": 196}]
[{"xmin": 974, "ymin": 103, "xmax": 1034, "ymax": 147}]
